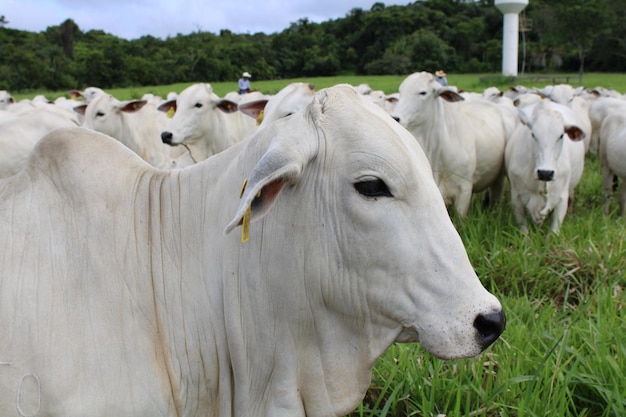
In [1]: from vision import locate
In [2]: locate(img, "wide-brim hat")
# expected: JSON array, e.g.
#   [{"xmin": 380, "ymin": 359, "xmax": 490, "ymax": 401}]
[
  {"xmin": 242, "ymin": 72, "xmax": 252, "ymax": 78},
  {"xmin": 435, "ymin": 70, "xmax": 446, "ymax": 77}
]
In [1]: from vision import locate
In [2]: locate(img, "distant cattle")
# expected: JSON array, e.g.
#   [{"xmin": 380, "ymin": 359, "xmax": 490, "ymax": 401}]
[
  {"xmin": 0, "ymin": 85, "xmax": 503, "ymax": 417},
  {"xmin": 239, "ymin": 82, "xmax": 316, "ymax": 127},
  {"xmin": 0, "ymin": 90, "xmax": 15, "ymax": 110},
  {"xmin": 598, "ymin": 112, "xmax": 626, "ymax": 216},
  {"xmin": 159, "ymin": 83, "xmax": 256, "ymax": 162},
  {"xmin": 505, "ymin": 99, "xmax": 586, "ymax": 234},
  {"xmin": 76, "ymin": 94, "xmax": 189, "ymax": 169},
  {"xmin": 393, "ymin": 71, "xmax": 507, "ymax": 216}
]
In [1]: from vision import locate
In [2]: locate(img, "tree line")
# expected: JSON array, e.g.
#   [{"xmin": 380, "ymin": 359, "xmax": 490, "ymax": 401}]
[{"xmin": 0, "ymin": 0, "xmax": 623, "ymax": 92}]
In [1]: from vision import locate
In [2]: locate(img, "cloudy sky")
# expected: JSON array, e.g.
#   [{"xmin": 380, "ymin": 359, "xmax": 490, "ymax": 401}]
[{"xmin": 5, "ymin": 0, "xmax": 411, "ymax": 40}]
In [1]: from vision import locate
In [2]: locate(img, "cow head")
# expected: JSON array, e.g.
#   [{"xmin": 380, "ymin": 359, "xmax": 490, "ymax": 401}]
[
  {"xmin": 517, "ymin": 104, "xmax": 585, "ymax": 181},
  {"xmin": 225, "ymin": 85, "xmax": 504, "ymax": 362}
]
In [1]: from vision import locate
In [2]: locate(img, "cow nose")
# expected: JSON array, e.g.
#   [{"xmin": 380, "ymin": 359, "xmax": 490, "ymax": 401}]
[
  {"xmin": 474, "ymin": 310, "xmax": 506, "ymax": 350},
  {"xmin": 161, "ymin": 131, "xmax": 173, "ymax": 145},
  {"xmin": 537, "ymin": 169, "xmax": 555, "ymax": 181}
]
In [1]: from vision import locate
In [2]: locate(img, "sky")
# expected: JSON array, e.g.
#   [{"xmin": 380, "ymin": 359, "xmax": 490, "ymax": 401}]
[{"xmin": 4, "ymin": 0, "xmax": 411, "ymax": 40}]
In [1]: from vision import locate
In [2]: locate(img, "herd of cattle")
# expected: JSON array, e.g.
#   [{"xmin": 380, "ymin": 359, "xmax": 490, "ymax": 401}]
[
  {"xmin": 0, "ymin": 70, "xmax": 620, "ymax": 416},
  {"xmin": 2, "ymin": 71, "xmax": 625, "ymax": 233}
]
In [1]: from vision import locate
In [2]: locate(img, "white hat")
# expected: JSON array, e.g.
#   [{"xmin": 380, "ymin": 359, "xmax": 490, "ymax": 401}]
[
  {"xmin": 242, "ymin": 72, "xmax": 251, "ymax": 78},
  {"xmin": 435, "ymin": 70, "xmax": 446, "ymax": 77}
]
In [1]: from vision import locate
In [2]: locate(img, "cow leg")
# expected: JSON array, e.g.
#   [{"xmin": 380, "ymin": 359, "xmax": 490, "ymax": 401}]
[
  {"xmin": 484, "ymin": 173, "xmax": 505, "ymax": 209},
  {"xmin": 549, "ymin": 198, "xmax": 568, "ymax": 235},
  {"xmin": 511, "ymin": 191, "xmax": 529, "ymax": 234},
  {"xmin": 601, "ymin": 163, "xmax": 615, "ymax": 215},
  {"xmin": 619, "ymin": 180, "xmax": 626, "ymax": 217},
  {"xmin": 454, "ymin": 185, "xmax": 473, "ymax": 217}
]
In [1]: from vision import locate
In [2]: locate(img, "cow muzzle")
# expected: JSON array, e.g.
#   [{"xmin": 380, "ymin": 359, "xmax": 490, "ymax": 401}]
[
  {"xmin": 161, "ymin": 131, "xmax": 175, "ymax": 146},
  {"xmin": 473, "ymin": 310, "xmax": 506, "ymax": 350},
  {"xmin": 537, "ymin": 169, "xmax": 555, "ymax": 181}
]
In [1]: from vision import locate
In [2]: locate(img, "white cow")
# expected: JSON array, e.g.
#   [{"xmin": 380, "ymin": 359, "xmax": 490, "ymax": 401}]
[
  {"xmin": 0, "ymin": 90, "xmax": 15, "ymax": 110},
  {"xmin": 588, "ymin": 96, "xmax": 626, "ymax": 155},
  {"xmin": 598, "ymin": 112, "xmax": 626, "ymax": 216},
  {"xmin": 505, "ymin": 100, "xmax": 586, "ymax": 234},
  {"xmin": 0, "ymin": 108, "xmax": 80, "ymax": 178},
  {"xmin": 0, "ymin": 85, "xmax": 504, "ymax": 417},
  {"xmin": 393, "ymin": 71, "xmax": 507, "ymax": 216},
  {"xmin": 481, "ymin": 86, "xmax": 522, "ymax": 143},
  {"xmin": 239, "ymin": 82, "xmax": 316, "ymax": 127},
  {"xmin": 159, "ymin": 83, "xmax": 256, "ymax": 162},
  {"xmin": 76, "ymin": 94, "xmax": 189, "ymax": 169},
  {"xmin": 69, "ymin": 86, "xmax": 106, "ymax": 103}
]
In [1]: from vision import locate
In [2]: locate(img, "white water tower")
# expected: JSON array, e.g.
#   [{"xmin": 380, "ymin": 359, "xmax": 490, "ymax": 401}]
[{"xmin": 495, "ymin": 0, "xmax": 529, "ymax": 77}]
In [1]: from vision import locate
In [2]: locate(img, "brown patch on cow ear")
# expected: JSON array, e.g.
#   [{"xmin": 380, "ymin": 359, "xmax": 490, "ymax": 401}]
[
  {"xmin": 158, "ymin": 100, "xmax": 177, "ymax": 114},
  {"xmin": 565, "ymin": 126, "xmax": 585, "ymax": 142},
  {"xmin": 73, "ymin": 103, "xmax": 88, "ymax": 115},
  {"xmin": 439, "ymin": 90, "xmax": 464, "ymax": 103},
  {"xmin": 217, "ymin": 100, "xmax": 238, "ymax": 114}
]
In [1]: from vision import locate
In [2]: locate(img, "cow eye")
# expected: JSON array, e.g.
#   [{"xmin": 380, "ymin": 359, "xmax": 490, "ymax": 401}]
[
  {"xmin": 194, "ymin": 103, "xmax": 203, "ymax": 108},
  {"xmin": 354, "ymin": 178, "xmax": 393, "ymax": 198},
  {"xmin": 95, "ymin": 111, "xmax": 105, "ymax": 117}
]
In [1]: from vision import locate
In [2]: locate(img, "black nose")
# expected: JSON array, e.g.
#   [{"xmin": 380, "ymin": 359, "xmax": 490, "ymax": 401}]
[
  {"xmin": 474, "ymin": 310, "xmax": 506, "ymax": 350},
  {"xmin": 537, "ymin": 169, "xmax": 555, "ymax": 181},
  {"xmin": 392, "ymin": 116, "xmax": 400, "ymax": 123},
  {"xmin": 161, "ymin": 131, "xmax": 173, "ymax": 145}
]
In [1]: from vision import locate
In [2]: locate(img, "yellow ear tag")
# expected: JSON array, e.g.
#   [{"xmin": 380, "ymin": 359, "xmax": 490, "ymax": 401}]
[
  {"xmin": 239, "ymin": 178, "xmax": 262, "ymax": 244},
  {"xmin": 255, "ymin": 109, "xmax": 264, "ymax": 126},
  {"xmin": 240, "ymin": 178, "xmax": 251, "ymax": 243},
  {"xmin": 166, "ymin": 107, "xmax": 175, "ymax": 118}
]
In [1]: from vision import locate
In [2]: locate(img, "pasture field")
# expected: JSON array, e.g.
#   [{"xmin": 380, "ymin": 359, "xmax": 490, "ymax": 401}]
[
  {"xmin": 11, "ymin": 72, "xmax": 626, "ymax": 101},
  {"xmin": 11, "ymin": 74, "xmax": 626, "ymax": 416}
]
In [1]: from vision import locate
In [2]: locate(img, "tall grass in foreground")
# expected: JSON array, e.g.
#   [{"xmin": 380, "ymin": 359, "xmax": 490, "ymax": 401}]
[{"xmin": 349, "ymin": 156, "xmax": 625, "ymax": 417}]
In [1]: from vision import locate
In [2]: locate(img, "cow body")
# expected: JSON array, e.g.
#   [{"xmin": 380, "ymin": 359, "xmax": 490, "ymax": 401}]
[
  {"xmin": 0, "ymin": 86, "xmax": 503, "ymax": 417},
  {"xmin": 393, "ymin": 72, "xmax": 506, "ymax": 216},
  {"xmin": 599, "ymin": 112, "xmax": 626, "ymax": 216}
]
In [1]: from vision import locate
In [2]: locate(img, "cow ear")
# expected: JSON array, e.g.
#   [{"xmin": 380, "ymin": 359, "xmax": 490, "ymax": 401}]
[
  {"xmin": 564, "ymin": 125, "xmax": 585, "ymax": 141},
  {"xmin": 238, "ymin": 99, "xmax": 269, "ymax": 120},
  {"xmin": 73, "ymin": 103, "xmax": 88, "ymax": 115},
  {"xmin": 224, "ymin": 120, "xmax": 318, "ymax": 238},
  {"xmin": 120, "ymin": 100, "xmax": 147, "ymax": 113},
  {"xmin": 158, "ymin": 99, "xmax": 177, "ymax": 114},
  {"xmin": 217, "ymin": 99, "xmax": 239, "ymax": 114},
  {"xmin": 437, "ymin": 88, "xmax": 464, "ymax": 103}
]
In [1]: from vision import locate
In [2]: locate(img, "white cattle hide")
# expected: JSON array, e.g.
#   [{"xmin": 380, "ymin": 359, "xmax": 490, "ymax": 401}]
[
  {"xmin": 0, "ymin": 85, "xmax": 503, "ymax": 417},
  {"xmin": 588, "ymin": 96, "xmax": 626, "ymax": 155},
  {"xmin": 159, "ymin": 83, "xmax": 256, "ymax": 162},
  {"xmin": 393, "ymin": 71, "xmax": 507, "ymax": 216},
  {"xmin": 505, "ymin": 100, "xmax": 586, "ymax": 234},
  {"xmin": 0, "ymin": 108, "xmax": 80, "ymax": 178},
  {"xmin": 599, "ymin": 112, "xmax": 626, "ymax": 216}
]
